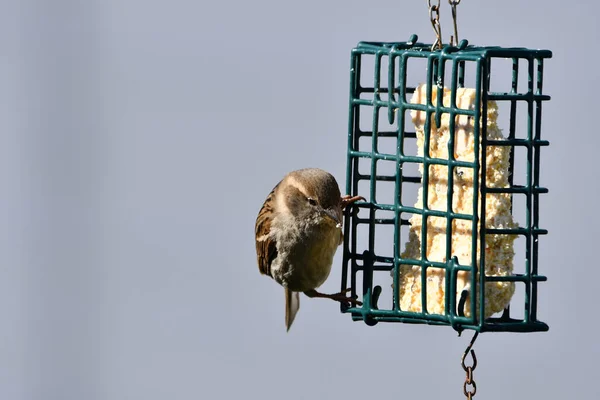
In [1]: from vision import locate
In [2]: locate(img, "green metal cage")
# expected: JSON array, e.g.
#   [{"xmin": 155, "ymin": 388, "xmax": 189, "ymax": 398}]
[{"xmin": 340, "ymin": 35, "xmax": 552, "ymax": 333}]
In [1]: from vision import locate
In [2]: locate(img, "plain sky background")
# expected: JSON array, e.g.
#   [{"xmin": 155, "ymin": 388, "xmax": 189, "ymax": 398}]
[{"xmin": 2, "ymin": 1, "xmax": 597, "ymax": 399}]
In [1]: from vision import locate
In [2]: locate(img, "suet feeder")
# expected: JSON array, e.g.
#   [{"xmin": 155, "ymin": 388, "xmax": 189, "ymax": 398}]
[{"xmin": 340, "ymin": 35, "xmax": 552, "ymax": 334}]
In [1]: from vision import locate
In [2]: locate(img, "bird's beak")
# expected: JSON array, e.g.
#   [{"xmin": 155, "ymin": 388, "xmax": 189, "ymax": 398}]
[{"xmin": 323, "ymin": 209, "xmax": 342, "ymax": 228}]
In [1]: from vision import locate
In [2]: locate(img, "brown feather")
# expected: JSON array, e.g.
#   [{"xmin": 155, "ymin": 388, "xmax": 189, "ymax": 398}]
[{"xmin": 255, "ymin": 182, "xmax": 280, "ymax": 277}]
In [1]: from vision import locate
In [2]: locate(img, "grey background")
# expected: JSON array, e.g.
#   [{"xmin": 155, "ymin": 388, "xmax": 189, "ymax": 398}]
[{"xmin": 3, "ymin": 1, "xmax": 596, "ymax": 399}]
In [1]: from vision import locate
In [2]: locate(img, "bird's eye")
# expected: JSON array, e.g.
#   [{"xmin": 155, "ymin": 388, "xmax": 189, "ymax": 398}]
[{"xmin": 307, "ymin": 197, "xmax": 317, "ymax": 206}]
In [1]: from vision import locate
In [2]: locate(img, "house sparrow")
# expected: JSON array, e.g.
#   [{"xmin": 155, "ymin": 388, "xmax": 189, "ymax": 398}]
[{"xmin": 255, "ymin": 168, "xmax": 364, "ymax": 330}]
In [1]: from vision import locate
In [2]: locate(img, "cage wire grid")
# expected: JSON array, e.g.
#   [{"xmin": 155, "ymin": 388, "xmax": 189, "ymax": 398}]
[{"xmin": 340, "ymin": 36, "xmax": 551, "ymax": 333}]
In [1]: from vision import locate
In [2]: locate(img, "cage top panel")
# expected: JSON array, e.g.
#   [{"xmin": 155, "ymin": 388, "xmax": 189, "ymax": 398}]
[{"xmin": 354, "ymin": 35, "xmax": 553, "ymax": 59}]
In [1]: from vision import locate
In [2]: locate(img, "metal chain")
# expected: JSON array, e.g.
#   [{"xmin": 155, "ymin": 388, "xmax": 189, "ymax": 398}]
[
  {"xmin": 427, "ymin": 0, "xmax": 442, "ymax": 50},
  {"xmin": 461, "ymin": 331, "xmax": 478, "ymax": 399},
  {"xmin": 449, "ymin": 0, "xmax": 461, "ymax": 46}
]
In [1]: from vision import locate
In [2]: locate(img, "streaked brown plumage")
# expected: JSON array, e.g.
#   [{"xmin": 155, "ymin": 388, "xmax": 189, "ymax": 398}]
[{"xmin": 255, "ymin": 168, "xmax": 363, "ymax": 330}]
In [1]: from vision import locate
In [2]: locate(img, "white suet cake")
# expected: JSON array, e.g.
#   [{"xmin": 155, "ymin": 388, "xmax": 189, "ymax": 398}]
[{"xmin": 397, "ymin": 84, "xmax": 517, "ymax": 318}]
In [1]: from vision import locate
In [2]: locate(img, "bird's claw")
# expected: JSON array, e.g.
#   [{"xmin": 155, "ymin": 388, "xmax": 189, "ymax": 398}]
[
  {"xmin": 341, "ymin": 195, "xmax": 366, "ymax": 210},
  {"xmin": 304, "ymin": 289, "xmax": 362, "ymax": 306}
]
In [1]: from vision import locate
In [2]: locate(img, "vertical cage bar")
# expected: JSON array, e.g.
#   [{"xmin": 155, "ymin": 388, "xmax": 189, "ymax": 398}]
[
  {"xmin": 388, "ymin": 49, "xmax": 397, "ymax": 125},
  {"xmin": 531, "ymin": 57, "xmax": 546, "ymax": 321},
  {"xmin": 523, "ymin": 57, "xmax": 535, "ymax": 323},
  {"xmin": 434, "ymin": 56, "xmax": 446, "ymax": 128},
  {"xmin": 458, "ymin": 60, "xmax": 465, "ymax": 88},
  {"xmin": 470, "ymin": 59, "xmax": 482, "ymax": 326},
  {"xmin": 393, "ymin": 53, "xmax": 410, "ymax": 312},
  {"xmin": 478, "ymin": 59, "xmax": 489, "ymax": 328},
  {"xmin": 419, "ymin": 54, "xmax": 440, "ymax": 314},
  {"xmin": 350, "ymin": 197, "xmax": 359, "ymax": 301},
  {"xmin": 502, "ymin": 57, "xmax": 520, "ymax": 321},
  {"xmin": 342, "ymin": 51, "xmax": 360, "ymax": 299},
  {"xmin": 445, "ymin": 56, "xmax": 459, "ymax": 316},
  {"xmin": 364, "ymin": 54, "xmax": 382, "ymax": 305},
  {"xmin": 508, "ymin": 58, "xmax": 518, "ymax": 183}
]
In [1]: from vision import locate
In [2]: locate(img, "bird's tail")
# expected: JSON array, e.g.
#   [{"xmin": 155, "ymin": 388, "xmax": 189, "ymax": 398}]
[{"xmin": 285, "ymin": 288, "xmax": 300, "ymax": 331}]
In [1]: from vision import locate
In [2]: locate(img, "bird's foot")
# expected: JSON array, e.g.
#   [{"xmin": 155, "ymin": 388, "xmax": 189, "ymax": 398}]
[
  {"xmin": 341, "ymin": 195, "xmax": 365, "ymax": 210},
  {"xmin": 304, "ymin": 289, "xmax": 362, "ymax": 306}
]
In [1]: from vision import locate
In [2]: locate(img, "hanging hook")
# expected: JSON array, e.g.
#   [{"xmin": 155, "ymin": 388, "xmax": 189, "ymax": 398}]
[
  {"xmin": 461, "ymin": 331, "xmax": 478, "ymax": 399},
  {"xmin": 449, "ymin": 0, "xmax": 461, "ymax": 46},
  {"xmin": 461, "ymin": 331, "xmax": 478, "ymax": 370}
]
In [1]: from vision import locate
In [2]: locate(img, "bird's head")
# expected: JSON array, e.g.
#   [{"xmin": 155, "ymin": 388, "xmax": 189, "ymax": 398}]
[{"xmin": 280, "ymin": 168, "xmax": 343, "ymax": 227}]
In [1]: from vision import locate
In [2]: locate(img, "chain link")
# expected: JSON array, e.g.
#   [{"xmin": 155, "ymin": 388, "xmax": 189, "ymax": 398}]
[
  {"xmin": 427, "ymin": 0, "xmax": 442, "ymax": 50},
  {"xmin": 463, "ymin": 363, "xmax": 477, "ymax": 398},
  {"xmin": 427, "ymin": 0, "xmax": 463, "ymax": 49},
  {"xmin": 461, "ymin": 331, "xmax": 478, "ymax": 399}
]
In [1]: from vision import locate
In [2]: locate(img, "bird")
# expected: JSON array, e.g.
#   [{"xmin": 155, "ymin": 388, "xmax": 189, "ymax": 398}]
[{"xmin": 255, "ymin": 168, "xmax": 364, "ymax": 330}]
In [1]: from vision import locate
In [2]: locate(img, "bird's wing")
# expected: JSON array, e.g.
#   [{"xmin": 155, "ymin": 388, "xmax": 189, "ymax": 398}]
[{"xmin": 255, "ymin": 182, "xmax": 280, "ymax": 277}]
